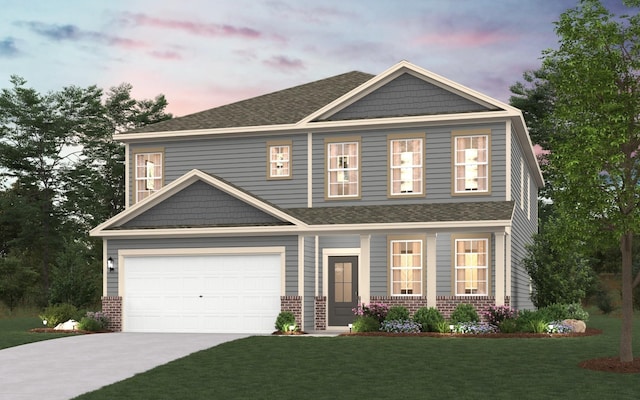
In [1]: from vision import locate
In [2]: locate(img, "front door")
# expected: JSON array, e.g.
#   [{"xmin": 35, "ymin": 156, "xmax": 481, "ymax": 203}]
[{"xmin": 328, "ymin": 256, "xmax": 358, "ymax": 326}]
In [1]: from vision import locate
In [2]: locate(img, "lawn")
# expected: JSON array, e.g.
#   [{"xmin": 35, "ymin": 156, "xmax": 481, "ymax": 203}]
[
  {"xmin": 74, "ymin": 312, "xmax": 640, "ymax": 400},
  {"xmin": 0, "ymin": 317, "xmax": 74, "ymax": 350}
]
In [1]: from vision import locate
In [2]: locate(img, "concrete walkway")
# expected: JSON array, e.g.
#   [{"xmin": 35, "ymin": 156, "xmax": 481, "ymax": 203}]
[{"xmin": 0, "ymin": 332, "xmax": 248, "ymax": 400}]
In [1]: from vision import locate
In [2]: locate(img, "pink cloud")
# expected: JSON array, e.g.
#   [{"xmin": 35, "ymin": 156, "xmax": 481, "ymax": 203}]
[
  {"xmin": 263, "ymin": 55, "xmax": 305, "ymax": 71},
  {"xmin": 149, "ymin": 50, "xmax": 182, "ymax": 60},
  {"xmin": 122, "ymin": 13, "xmax": 261, "ymax": 39}
]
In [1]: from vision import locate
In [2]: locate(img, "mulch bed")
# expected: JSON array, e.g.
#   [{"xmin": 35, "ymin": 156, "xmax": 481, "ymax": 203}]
[
  {"xmin": 29, "ymin": 328, "xmax": 109, "ymax": 334},
  {"xmin": 579, "ymin": 357, "xmax": 640, "ymax": 374},
  {"xmin": 339, "ymin": 327, "xmax": 602, "ymax": 338}
]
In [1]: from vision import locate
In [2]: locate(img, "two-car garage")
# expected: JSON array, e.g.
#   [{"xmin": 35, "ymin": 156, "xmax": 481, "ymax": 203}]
[{"xmin": 120, "ymin": 251, "xmax": 283, "ymax": 334}]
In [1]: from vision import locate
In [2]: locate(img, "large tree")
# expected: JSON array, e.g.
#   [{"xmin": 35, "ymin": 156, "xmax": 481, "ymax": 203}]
[{"xmin": 543, "ymin": 0, "xmax": 640, "ymax": 362}]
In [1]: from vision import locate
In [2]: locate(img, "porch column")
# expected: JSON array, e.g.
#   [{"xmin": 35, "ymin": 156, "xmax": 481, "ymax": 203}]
[
  {"xmin": 298, "ymin": 236, "xmax": 305, "ymax": 329},
  {"xmin": 426, "ymin": 233, "xmax": 437, "ymax": 307},
  {"xmin": 494, "ymin": 231, "xmax": 506, "ymax": 306},
  {"xmin": 359, "ymin": 234, "xmax": 371, "ymax": 305},
  {"xmin": 505, "ymin": 227, "xmax": 512, "ymax": 303}
]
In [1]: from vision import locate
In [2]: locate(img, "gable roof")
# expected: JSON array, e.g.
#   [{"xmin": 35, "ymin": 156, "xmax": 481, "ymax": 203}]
[
  {"xmin": 89, "ymin": 169, "xmax": 307, "ymax": 237},
  {"xmin": 127, "ymin": 71, "xmax": 374, "ymax": 134}
]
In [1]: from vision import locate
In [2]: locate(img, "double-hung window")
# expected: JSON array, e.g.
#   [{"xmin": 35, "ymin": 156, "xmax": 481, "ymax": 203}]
[
  {"xmin": 389, "ymin": 135, "xmax": 424, "ymax": 196},
  {"xmin": 134, "ymin": 151, "xmax": 163, "ymax": 202},
  {"xmin": 453, "ymin": 132, "xmax": 489, "ymax": 193},
  {"xmin": 327, "ymin": 139, "xmax": 360, "ymax": 198},
  {"xmin": 267, "ymin": 140, "xmax": 292, "ymax": 179},
  {"xmin": 390, "ymin": 239, "xmax": 423, "ymax": 296},
  {"xmin": 454, "ymin": 238, "xmax": 489, "ymax": 295}
]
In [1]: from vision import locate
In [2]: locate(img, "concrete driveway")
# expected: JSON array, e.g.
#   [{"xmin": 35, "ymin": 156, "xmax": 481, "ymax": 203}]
[{"xmin": 0, "ymin": 332, "xmax": 249, "ymax": 400}]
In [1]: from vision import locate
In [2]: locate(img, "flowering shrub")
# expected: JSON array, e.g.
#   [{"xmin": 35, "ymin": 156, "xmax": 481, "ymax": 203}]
[
  {"xmin": 545, "ymin": 321, "xmax": 573, "ymax": 334},
  {"xmin": 352, "ymin": 302, "xmax": 390, "ymax": 323},
  {"xmin": 380, "ymin": 319, "xmax": 421, "ymax": 333},
  {"xmin": 482, "ymin": 305, "xmax": 517, "ymax": 326},
  {"xmin": 451, "ymin": 322, "xmax": 498, "ymax": 335},
  {"xmin": 78, "ymin": 311, "xmax": 110, "ymax": 331}
]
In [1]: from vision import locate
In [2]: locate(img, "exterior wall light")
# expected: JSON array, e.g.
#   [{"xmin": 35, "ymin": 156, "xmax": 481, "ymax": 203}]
[{"xmin": 107, "ymin": 257, "xmax": 114, "ymax": 272}]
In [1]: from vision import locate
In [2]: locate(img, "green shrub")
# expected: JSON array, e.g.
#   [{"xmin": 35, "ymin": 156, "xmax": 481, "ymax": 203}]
[
  {"xmin": 497, "ymin": 318, "xmax": 518, "ymax": 333},
  {"xmin": 530, "ymin": 319, "xmax": 548, "ymax": 333},
  {"xmin": 413, "ymin": 307, "xmax": 444, "ymax": 332},
  {"xmin": 596, "ymin": 289, "xmax": 617, "ymax": 314},
  {"xmin": 538, "ymin": 303, "xmax": 568, "ymax": 321},
  {"xmin": 565, "ymin": 303, "xmax": 589, "ymax": 321},
  {"xmin": 40, "ymin": 303, "xmax": 80, "ymax": 328},
  {"xmin": 385, "ymin": 306, "xmax": 409, "ymax": 321},
  {"xmin": 352, "ymin": 315, "xmax": 380, "ymax": 332},
  {"xmin": 515, "ymin": 309, "xmax": 545, "ymax": 333},
  {"xmin": 78, "ymin": 316, "xmax": 102, "ymax": 331},
  {"xmin": 435, "ymin": 320, "xmax": 450, "ymax": 333},
  {"xmin": 450, "ymin": 304, "xmax": 479, "ymax": 324},
  {"xmin": 274, "ymin": 311, "xmax": 296, "ymax": 332}
]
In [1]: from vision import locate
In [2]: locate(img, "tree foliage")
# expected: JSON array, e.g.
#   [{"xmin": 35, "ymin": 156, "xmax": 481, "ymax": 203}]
[
  {"xmin": 0, "ymin": 77, "xmax": 171, "ymax": 308},
  {"xmin": 542, "ymin": 0, "xmax": 640, "ymax": 362}
]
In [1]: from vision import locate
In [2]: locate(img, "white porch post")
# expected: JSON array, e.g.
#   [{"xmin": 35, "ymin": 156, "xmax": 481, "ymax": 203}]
[
  {"xmin": 426, "ymin": 233, "xmax": 437, "ymax": 307},
  {"xmin": 298, "ymin": 236, "xmax": 305, "ymax": 329},
  {"xmin": 505, "ymin": 228, "xmax": 512, "ymax": 305},
  {"xmin": 360, "ymin": 234, "xmax": 371, "ymax": 305},
  {"xmin": 494, "ymin": 231, "xmax": 506, "ymax": 306}
]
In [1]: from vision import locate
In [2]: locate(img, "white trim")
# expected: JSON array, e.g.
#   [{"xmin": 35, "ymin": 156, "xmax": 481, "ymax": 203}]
[
  {"xmin": 505, "ymin": 120, "xmax": 512, "ymax": 201},
  {"xmin": 102, "ymin": 239, "xmax": 108, "ymax": 296},
  {"xmin": 520, "ymin": 158, "xmax": 525, "ymax": 210},
  {"xmin": 505, "ymin": 227, "xmax": 512, "ymax": 300},
  {"xmin": 298, "ymin": 236, "xmax": 305, "ymax": 330},
  {"xmin": 527, "ymin": 173, "xmax": 531, "ymax": 220},
  {"xmin": 314, "ymin": 236, "xmax": 319, "ymax": 297},
  {"xmin": 495, "ymin": 232, "xmax": 506, "ymax": 306},
  {"xmin": 426, "ymin": 233, "xmax": 437, "ymax": 307},
  {"xmin": 307, "ymin": 132, "xmax": 313, "ymax": 207},
  {"xmin": 322, "ymin": 248, "xmax": 360, "ymax": 329},
  {"xmin": 124, "ymin": 143, "xmax": 130, "ymax": 208},
  {"xmin": 360, "ymin": 235, "xmax": 371, "ymax": 306}
]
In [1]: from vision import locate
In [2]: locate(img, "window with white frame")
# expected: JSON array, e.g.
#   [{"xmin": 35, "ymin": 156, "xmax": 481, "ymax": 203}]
[
  {"xmin": 390, "ymin": 240, "xmax": 423, "ymax": 295},
  {"xmin": 267, "ymin": 142, "xmax": 291, "ymax": 179},
  {"xmin": 327, "ymin": 141, "xmax": 359, "ymax": 198},
  {"xmin": 135, "ymin": 152, "xmax": 163, "ymax": 202},
  {"xmin": 454, "ymin": 134, "xmax": 489, "ymax": 193},
  {"xmin": 390, "ymin": 137, "xmax": 423, "ymax": 196},
  {"xmin": 454, "ymin": 238, "xmax": 488, "ymax": 295}
]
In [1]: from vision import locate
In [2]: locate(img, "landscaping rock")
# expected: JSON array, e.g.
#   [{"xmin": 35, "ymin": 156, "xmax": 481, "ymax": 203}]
[
  {"xmin": 563, "ymin": 319, "xmax": 586, "ymax": 333},
  {"xmin": 55, "ymin": 319, "xmax": 79, "ymax": 330}
]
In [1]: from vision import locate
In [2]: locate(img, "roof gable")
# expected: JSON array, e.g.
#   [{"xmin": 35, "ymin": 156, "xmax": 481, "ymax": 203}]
[
  {"xmin": 321, "ymin": 72, "xmax": 493, "ymax": 121},
  {"xmin": 90, "ymin": 170, "xmax": 306, "ymax": 235}
]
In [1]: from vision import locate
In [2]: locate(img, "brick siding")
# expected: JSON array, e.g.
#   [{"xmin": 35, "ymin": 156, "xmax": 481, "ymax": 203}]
[
  {"xmin": 280, "ymin": 296, "xmax": 302, "ymax": 328},
  {"xmin": 369, "ymin": 296, "xmax": 429, "ymax": 315},
  {"xmin": 436, "ymin": 296, "xmax": 511, "ymax": 322},
  {"xmin": 101, "ymin": 296, "xmax": 122, "ymax": 332},
  {"xmin": 314, "ymin": 296, "xmax": 326, "ymax": 330}
]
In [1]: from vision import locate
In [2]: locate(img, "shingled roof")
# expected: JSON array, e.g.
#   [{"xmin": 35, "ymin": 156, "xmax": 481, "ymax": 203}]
[
  {"xmin": 128, "ymin": 71, "xmax": 374, "ymax": 134},
  {"xmin": 287, "ymin": 201, "xmax": 514, "ymax": 225}
]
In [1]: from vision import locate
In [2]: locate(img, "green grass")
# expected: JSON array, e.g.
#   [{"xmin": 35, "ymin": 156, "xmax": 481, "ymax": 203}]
[
  {"xmin": 74, "ymin": 312, "xmax": 640, "ymax": 400},
  {"xmin": 0, "ymin": 317, "xmax": 75, "ymax": 350}
]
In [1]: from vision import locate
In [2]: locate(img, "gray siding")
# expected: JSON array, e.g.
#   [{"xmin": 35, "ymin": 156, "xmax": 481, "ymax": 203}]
[
  {"xmin": 370, "ymin": 235, "xmax": 388, "ymax": 296},
  {"xmin": 509, "ymin": 128, "xmax": 538, "ymax": 310},
  {"xmin": 122, "ymin": 180, "xmax": 286, "ymax": 228},
  {"xmin": 311, "ymin": 123, "xmax": 507, "ymax": 207},
  {"xmin": 327, "ymin": 73, "xmax": 490, "ymax": 121},
  {"xmin": 129, "ymin": 135, "xmax": 308, "ymax": 208},
  {"xmin": 436, "ymin": 233, "xmax": 452, "ymax": 295},
  {"xmin": 303, "ymin": 236, "xmax": 315, "ymax": 329},
  {"xmin": 105, "ymin": 236, "xmax": 298, "ymax": 296}
]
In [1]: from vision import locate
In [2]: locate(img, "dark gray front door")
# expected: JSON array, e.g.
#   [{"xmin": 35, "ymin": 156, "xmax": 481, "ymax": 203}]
[{"xmin": 328, "ymin": 256, "xmax": 358, "ymax": 326}]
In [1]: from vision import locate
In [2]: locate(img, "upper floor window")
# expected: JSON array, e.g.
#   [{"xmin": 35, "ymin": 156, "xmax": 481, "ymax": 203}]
[
  {"xmin": 389, "ymin": 136, "xmax": 424, "ymax": 197},
  {"xmin": 267, "ymin": 140, "xmax": 292, "ymax": 179},
  {"xmin": 326, "ymin": 139, "xmax": 360, "ymax": 199},
  {"xmin": 135, "ymin": 151, "xmax": 163, "ymax": 202},
  {"xmin": 454, "ymin": 237, "xmax": 489, "ymax": 295},
  {"xmin": 390, "ymin": 239, "xmax": 423, "ymax": 296},
  {"xmin": 453, "ymin": 132, "xmax": 490, "ymax": 194}
]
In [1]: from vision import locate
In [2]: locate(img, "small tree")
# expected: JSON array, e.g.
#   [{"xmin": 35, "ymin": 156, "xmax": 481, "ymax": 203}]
[{"xmin": 0, "ymin": 253, "xmax": 38, "ymax": 311}]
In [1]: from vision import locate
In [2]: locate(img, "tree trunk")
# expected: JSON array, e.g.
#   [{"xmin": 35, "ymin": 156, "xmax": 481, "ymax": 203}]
[{"xmin": 620, "ymin": 230, "xmax": 634, "ymax": 363}]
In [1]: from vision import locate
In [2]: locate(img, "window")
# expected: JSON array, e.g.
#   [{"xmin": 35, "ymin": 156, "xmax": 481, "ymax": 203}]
[
  {"xmin": 267, "ymin": 141, "xmax": 292, "ymax": 179},
  {"xmin": 454, "ymin": 238, "xmax": 489, "ymax": 295},
  {"xmin": 390, "ymin": 239, "xmax": 423, "ymax": 296},
  {"xmin": 327, "ymin": 140, "xmax": 360, "ymax": 198},
  {"xmin": 453, "ymin": 133, "xmax": 489, "ymax": 193},
  {"xmin": 135, "ymin": 151, "xmax": 163, "ymax": 202},
  {"xmin": 389, "ymin": 136, "xmax": 424, "ymax": 196}
]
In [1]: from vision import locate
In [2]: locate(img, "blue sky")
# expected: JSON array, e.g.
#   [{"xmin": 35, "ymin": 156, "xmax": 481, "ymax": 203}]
[{"xmin": 0, "ymin": 0, "xmax": 632, "ymax": 117}]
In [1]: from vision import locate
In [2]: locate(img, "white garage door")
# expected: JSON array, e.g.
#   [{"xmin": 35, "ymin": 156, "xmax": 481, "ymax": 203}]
[{"xmin": 123, "ymin": 253, "xmax": 281, "ymax": 333}]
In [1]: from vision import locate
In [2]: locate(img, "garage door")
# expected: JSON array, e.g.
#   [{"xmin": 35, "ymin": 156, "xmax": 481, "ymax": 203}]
[{"xmin": 123, "ymin": 253, "xmax": 281, "ymax": 333}]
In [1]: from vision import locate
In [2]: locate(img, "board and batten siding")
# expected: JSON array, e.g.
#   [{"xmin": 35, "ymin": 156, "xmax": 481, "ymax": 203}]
[
  {"xmin": 105, "ymin": 236, "xmax": 298, "ymax": 297},
  {"xmin": 128, "ymin": 135, "xmax": 308, "ymax": 208}
]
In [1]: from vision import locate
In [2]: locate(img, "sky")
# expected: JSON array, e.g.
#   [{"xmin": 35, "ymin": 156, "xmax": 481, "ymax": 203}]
[{"xmin": 0, "ymin": 0, "xmax": 633, "ymax": 118}]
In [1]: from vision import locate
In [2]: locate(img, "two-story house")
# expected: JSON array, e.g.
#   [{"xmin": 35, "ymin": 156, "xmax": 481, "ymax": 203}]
[{"xmin": 90, "ymin": 61, "xmax": 543, "ymax": 334}]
